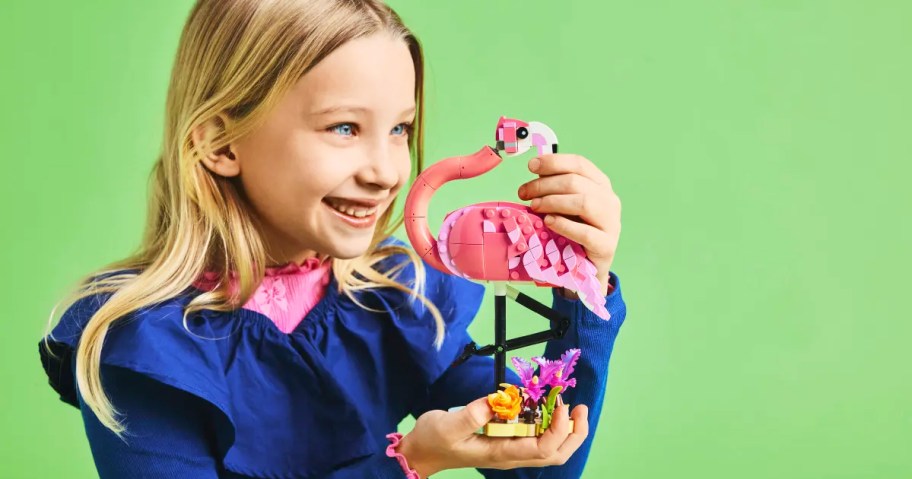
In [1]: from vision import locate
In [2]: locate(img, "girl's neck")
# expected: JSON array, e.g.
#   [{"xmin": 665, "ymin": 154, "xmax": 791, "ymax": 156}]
[
  {"xmin": 256, "ymin": 220, "xmax": 329, "ymax": 268},
  {"xmin": 266, "ymin": 252, "xmax": 331, "ymax": 270},
  {"xmin": 264, "ymin": 255, "xmax": 332, "ymax": 276}
]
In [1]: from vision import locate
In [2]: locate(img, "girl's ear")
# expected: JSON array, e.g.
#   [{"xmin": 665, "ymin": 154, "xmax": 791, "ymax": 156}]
[{"xmin": 192, "ymin": 115, "xmax": 240, "ymax": 177}]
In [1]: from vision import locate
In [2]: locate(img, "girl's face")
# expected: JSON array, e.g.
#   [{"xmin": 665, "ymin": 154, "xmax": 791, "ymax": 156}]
[{"xmin": 229, "ymin": 33, "xmax": 416, "ymax": 264}]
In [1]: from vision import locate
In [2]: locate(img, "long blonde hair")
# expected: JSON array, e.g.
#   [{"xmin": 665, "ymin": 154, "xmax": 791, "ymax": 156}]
[{"xmin": 44, "ymin": 0, "xmax": 443, "ymax": 437}]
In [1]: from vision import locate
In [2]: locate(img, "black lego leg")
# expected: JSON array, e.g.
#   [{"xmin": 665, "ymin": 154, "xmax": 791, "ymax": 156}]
[
  {"xmin": 448, "ymin": 284, "xmax": 571, "ymax": 384},
  {"xmin": 494, "ymin": 291, "xmax": 506, "ymax": 391}
]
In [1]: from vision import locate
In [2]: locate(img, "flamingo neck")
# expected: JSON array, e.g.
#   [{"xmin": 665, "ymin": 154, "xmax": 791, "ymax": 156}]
[{"xmin": 403, "ymin": 146, "xmax": 502, "ymax": 274}]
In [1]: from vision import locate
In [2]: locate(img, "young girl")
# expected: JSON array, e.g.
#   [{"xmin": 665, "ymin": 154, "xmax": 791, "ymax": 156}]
[{"xmin": 39, "ymin": 1, "xmax": 626, "ymax": 478}]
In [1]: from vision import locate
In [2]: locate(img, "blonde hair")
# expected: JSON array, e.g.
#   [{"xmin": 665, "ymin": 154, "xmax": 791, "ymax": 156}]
[{"xmin": 43, "ymin": 0, "xmax": 443, "ymax": 437}]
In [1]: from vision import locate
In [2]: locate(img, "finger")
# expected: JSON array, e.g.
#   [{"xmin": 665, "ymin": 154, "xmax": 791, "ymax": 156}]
[
  {"xmin": 499, "ymin": 405, "xmax": 572, "ymax": 468},
  {"xmin": 518, "ymin": 173, "xmax": 597, "ymax": 201},
  {"xmin": 535, "ymin": 405, "xmax": 572, "ymax": 459},
  {"xmin": 544, "ymin": 214, "xmax": 615, "ymax": 259},
  {"xmin": 532, "ymin": 194, "xmax": 612, "ymax": 232},
  {"xmin": 532, "ymin": 193, "xmax": 587, "ymax": 218},
  {"xmin": 484, "ymin": 435, "xmax": 540, "ymax": 464},
  {"xmin": 481, "ymin": 406, "xmax": 584, "ymax": 470},
  {"xmin": 556, "ymin": 405, "xmax": 589, "ymax": 461},
  {"xmin": 452, "ymin": 397, "xmax": 496, "ymax": 433},
  {"xmin": 530, "ymin": 154, "xmax": 610, "ymax": 187}
]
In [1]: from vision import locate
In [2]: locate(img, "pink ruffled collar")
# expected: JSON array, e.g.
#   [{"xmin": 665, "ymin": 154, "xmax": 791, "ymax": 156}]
[
  {"xmin": 264, "ymin": 256, "xmax": 331, "ymax": 277},
  {"xmin": 192, "ymin": 256, "xmax": 333, "ymax": 334},
  {"xmin": 193, "ymin": 257, "xmax": 332, "ymax": 292}
]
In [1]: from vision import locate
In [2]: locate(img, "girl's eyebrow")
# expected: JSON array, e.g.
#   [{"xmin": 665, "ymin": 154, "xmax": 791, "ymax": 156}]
[
  {"xmin": 311, "ymin": 105, "xmax": 416, "ymax": 116},
  {"xmin": 312, "ymin": 105, "xmax": 368, "ymax": 116}
]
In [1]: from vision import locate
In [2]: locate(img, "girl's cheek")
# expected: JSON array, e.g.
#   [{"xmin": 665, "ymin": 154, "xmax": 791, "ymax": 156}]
[{"xmin": 399, "ymin": 150, "xmax": 413, "ymax": 177}]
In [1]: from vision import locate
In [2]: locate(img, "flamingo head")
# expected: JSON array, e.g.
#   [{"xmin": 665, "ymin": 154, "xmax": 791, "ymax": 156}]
[{"xmin": 495, "ymin": 116, "xmax": 559, "ymax": 157}]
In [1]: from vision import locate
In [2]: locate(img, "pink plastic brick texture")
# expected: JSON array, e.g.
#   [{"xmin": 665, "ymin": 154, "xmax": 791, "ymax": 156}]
[{"xmin": 403, "ymin": 117, "xmax": 610, "ymax": 320}]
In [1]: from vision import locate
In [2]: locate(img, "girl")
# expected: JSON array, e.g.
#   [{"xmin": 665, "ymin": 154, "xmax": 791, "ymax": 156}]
[{"xmin": 39, "ymin": 1, "xmax": 626, "ymax": 478}]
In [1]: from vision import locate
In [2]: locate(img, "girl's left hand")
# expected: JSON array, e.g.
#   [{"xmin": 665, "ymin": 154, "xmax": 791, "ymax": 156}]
[{"xmin": 517, "ymin": 154, "xmax": 622, "ymax": 296}]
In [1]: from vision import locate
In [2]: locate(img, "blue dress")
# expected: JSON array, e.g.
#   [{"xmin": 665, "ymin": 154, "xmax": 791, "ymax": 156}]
[{"xmin": 39, "ymin": 240, "xmax": 627, "ymax": 478}]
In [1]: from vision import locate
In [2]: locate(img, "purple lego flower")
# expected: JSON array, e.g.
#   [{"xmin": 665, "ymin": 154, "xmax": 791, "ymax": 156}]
[
  {"xmin": 531, "ymin": 356, "xmax": 563, "ymax": 388},
  {"xmin": 533, "ymin": 348, "xmax": 581, "ymax": 391},
  {"xmin": 557, "ymin": 348, "xmax": 581, "ymax": 390},
  {"xmin": 511, "ymin": 356, "xmax": 545, "ymax": 404}
]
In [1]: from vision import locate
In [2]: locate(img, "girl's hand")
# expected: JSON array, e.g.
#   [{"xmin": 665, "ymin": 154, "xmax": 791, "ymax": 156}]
[
  {"xmin": 517, "ymin": 154, "xmax": 622, "ymax": 296},
  {"xmin": 398, "ymin": 397, "xmax": 589, "ymax": 477}
]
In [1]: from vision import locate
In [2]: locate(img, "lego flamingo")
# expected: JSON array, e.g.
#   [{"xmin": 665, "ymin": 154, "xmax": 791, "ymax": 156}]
[{"xmin": 404, "ymin": 117, "xmax": 610, "ymax": 320}]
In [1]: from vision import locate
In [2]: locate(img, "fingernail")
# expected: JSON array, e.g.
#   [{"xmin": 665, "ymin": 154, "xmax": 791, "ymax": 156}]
[
  {"xmin": 544, "ymin": 214, "xmax": 555, "ymax": 225},
  {"xmin": 529, "ymin": 158, "xmax": 540, "ymax": 172},
  {"xmin": 531, "ymin": 198, "xmax": 541, "ymax": 210},
  {"xmin": 518, "ymin": 184, "xmax": 526, "ymax": 198}
]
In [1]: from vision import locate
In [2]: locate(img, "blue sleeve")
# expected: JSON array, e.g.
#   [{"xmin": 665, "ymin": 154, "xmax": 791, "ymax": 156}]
[
  {"xmin": 410, "ymin": 272, "xmax": 627, "ymax": 479},
  {"xmin": 531, "ymin": 271, "xmax": 627, "ymax": 479},
  {"xmin": 77, "ymin": 364, "xmax": 224, "ymax": 478},
  {"xmin": 326, "ymin": 452, "xmax": 419, "ymax": 478}
]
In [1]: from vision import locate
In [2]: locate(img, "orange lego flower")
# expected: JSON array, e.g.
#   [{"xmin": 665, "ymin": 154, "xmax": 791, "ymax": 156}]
[{"xmin": 487, "ymin": 384, "xmax": 522, "ymax": 420}]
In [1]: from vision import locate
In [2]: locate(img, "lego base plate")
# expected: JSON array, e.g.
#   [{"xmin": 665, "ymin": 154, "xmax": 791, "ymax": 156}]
[{"xmin": 481, "ymin": 420, "xmax": 575, "ymax": 437}]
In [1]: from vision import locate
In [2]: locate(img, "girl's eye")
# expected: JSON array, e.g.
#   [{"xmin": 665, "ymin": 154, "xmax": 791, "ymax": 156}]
[
  {"xmin": 392, "ymin": 122, "xmax": 413, "ymax": 136},
  {"xmin": 330, "ymin": 123, "xmax": 356, "ymax": 137},
  {"xmin": 327, "ymin": 122, "xmax": 413, "ymax": 138}
]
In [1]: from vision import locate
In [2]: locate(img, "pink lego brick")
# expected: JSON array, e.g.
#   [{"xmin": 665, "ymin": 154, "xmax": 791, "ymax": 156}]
[
  {"xmin": 419, "ymin": 159, "xmax": 461, "ymax": 189},
  {"xmin": 406, "ymin": 217, "xmax": 435, "ymax": 257},
  {"xmin": 450, "ymin": 243, "xmax": 486, "ymax": 278},
  {"xmin": 451, "ymin": 208, "xmax": 487, "ymax": 245},
  {"xmin": 508, "ymin": 256, "xmax": 521, "ymax": 270},
  {"xmin": 458, "ymin": 147, "xmax": 503, "ymax": 179},
  {"xmin": 504, "ymin": 218, "xmax": 520, "ymax": 243},
  {"xmin": 482, "ymin": 232, "xmax": 512, "ymax": 279},
  {"xmin": 546, "ymin": 240, "xmax": 560, "ymax": 266},
  {"xmin": 562, "ymin": 245, "xmax": 578, "ymax": 270},
  {"xmin": 527, "ymin": 233, "xmax": 544, "ymax": 260}
]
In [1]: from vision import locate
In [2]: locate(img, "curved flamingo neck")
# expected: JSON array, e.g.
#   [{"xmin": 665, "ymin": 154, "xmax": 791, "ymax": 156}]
[{"xmin": 404, "ymin": 146, "xmax": 502, "ymax": 273}]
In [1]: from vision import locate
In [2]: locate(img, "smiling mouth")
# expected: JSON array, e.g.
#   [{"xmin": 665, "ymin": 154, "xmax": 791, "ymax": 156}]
[{"xmin": 322, "ymin": 198, "xmax": 379, "ymax": 219}]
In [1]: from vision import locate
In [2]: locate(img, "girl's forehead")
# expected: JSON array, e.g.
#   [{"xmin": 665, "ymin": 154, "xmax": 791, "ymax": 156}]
[{"xmin": 292, "ymin": 34, "xmax": 416, "ymax": 113}]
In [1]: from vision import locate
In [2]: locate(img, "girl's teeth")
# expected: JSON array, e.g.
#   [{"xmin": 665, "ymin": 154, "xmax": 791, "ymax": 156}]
[{"xmin": 327, "ymin": 199, "xmax": 377, "ymax": 218}]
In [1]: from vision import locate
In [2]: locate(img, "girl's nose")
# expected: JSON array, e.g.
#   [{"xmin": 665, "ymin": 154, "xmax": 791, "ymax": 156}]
[{"xmin": 358, "ymin": 146, "xmax": 400, "ymax": 191}]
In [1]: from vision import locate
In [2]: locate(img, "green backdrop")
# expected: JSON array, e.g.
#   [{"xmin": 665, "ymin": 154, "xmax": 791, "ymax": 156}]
[{"xmin": 2, "ymin": 1, "xmax": 909, "ymax": 477}]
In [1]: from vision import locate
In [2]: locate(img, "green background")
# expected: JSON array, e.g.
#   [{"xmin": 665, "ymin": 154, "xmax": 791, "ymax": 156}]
[{"xmin": 2, "ymin": 1, "xmax": 910, "ymax": 477}]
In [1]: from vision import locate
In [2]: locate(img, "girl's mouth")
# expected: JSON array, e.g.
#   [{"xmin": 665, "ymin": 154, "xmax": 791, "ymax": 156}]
[{"xmin": 322, "ymin": 198, "xmax": 379, "ymax": 229}]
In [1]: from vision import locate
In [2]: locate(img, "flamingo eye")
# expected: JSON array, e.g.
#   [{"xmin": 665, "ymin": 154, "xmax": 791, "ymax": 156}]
[{"xmin": 517, "ymin": 127, "xmax": 528, "ymax": 139}]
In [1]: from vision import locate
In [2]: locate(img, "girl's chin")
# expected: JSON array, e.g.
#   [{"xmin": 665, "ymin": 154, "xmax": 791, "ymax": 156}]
[{"xmin": 323, "ymin": 234, "xmax": 375, "ymax": 260}]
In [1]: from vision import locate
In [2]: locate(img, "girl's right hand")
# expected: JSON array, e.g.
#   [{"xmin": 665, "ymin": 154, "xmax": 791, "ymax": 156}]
[{"xmin": 397, "ymin": 397, "xmax": 590, "ymax": 477}]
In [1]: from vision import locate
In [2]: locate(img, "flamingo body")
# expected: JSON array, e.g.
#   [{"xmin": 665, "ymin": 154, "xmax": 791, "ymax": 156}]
[
  {"xmin": 403, "ymin": 117, "xmax": 611, "ymax": 321},
  {"xmin": 436, "ymin": 202, "xmax": 609, "ymax": 320}
]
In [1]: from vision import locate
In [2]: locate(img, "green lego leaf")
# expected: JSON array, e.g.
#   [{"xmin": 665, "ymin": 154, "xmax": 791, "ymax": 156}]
[
  {"xmin": 540, "ymin": 404, "xmax": 551, "ymax": 430},
  {"xmin": 545, "ymin": 386, "xmax": 563, "ymax": 414},
  {"xmin": 540, "ymin": 386, "xmax": 563, "ymax": 431}
]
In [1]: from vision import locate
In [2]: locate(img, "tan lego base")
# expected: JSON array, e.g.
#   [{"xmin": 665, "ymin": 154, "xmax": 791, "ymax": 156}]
[{"xmin": 482, "ymin": 420, "xmax": 575, "ymax": 437}]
